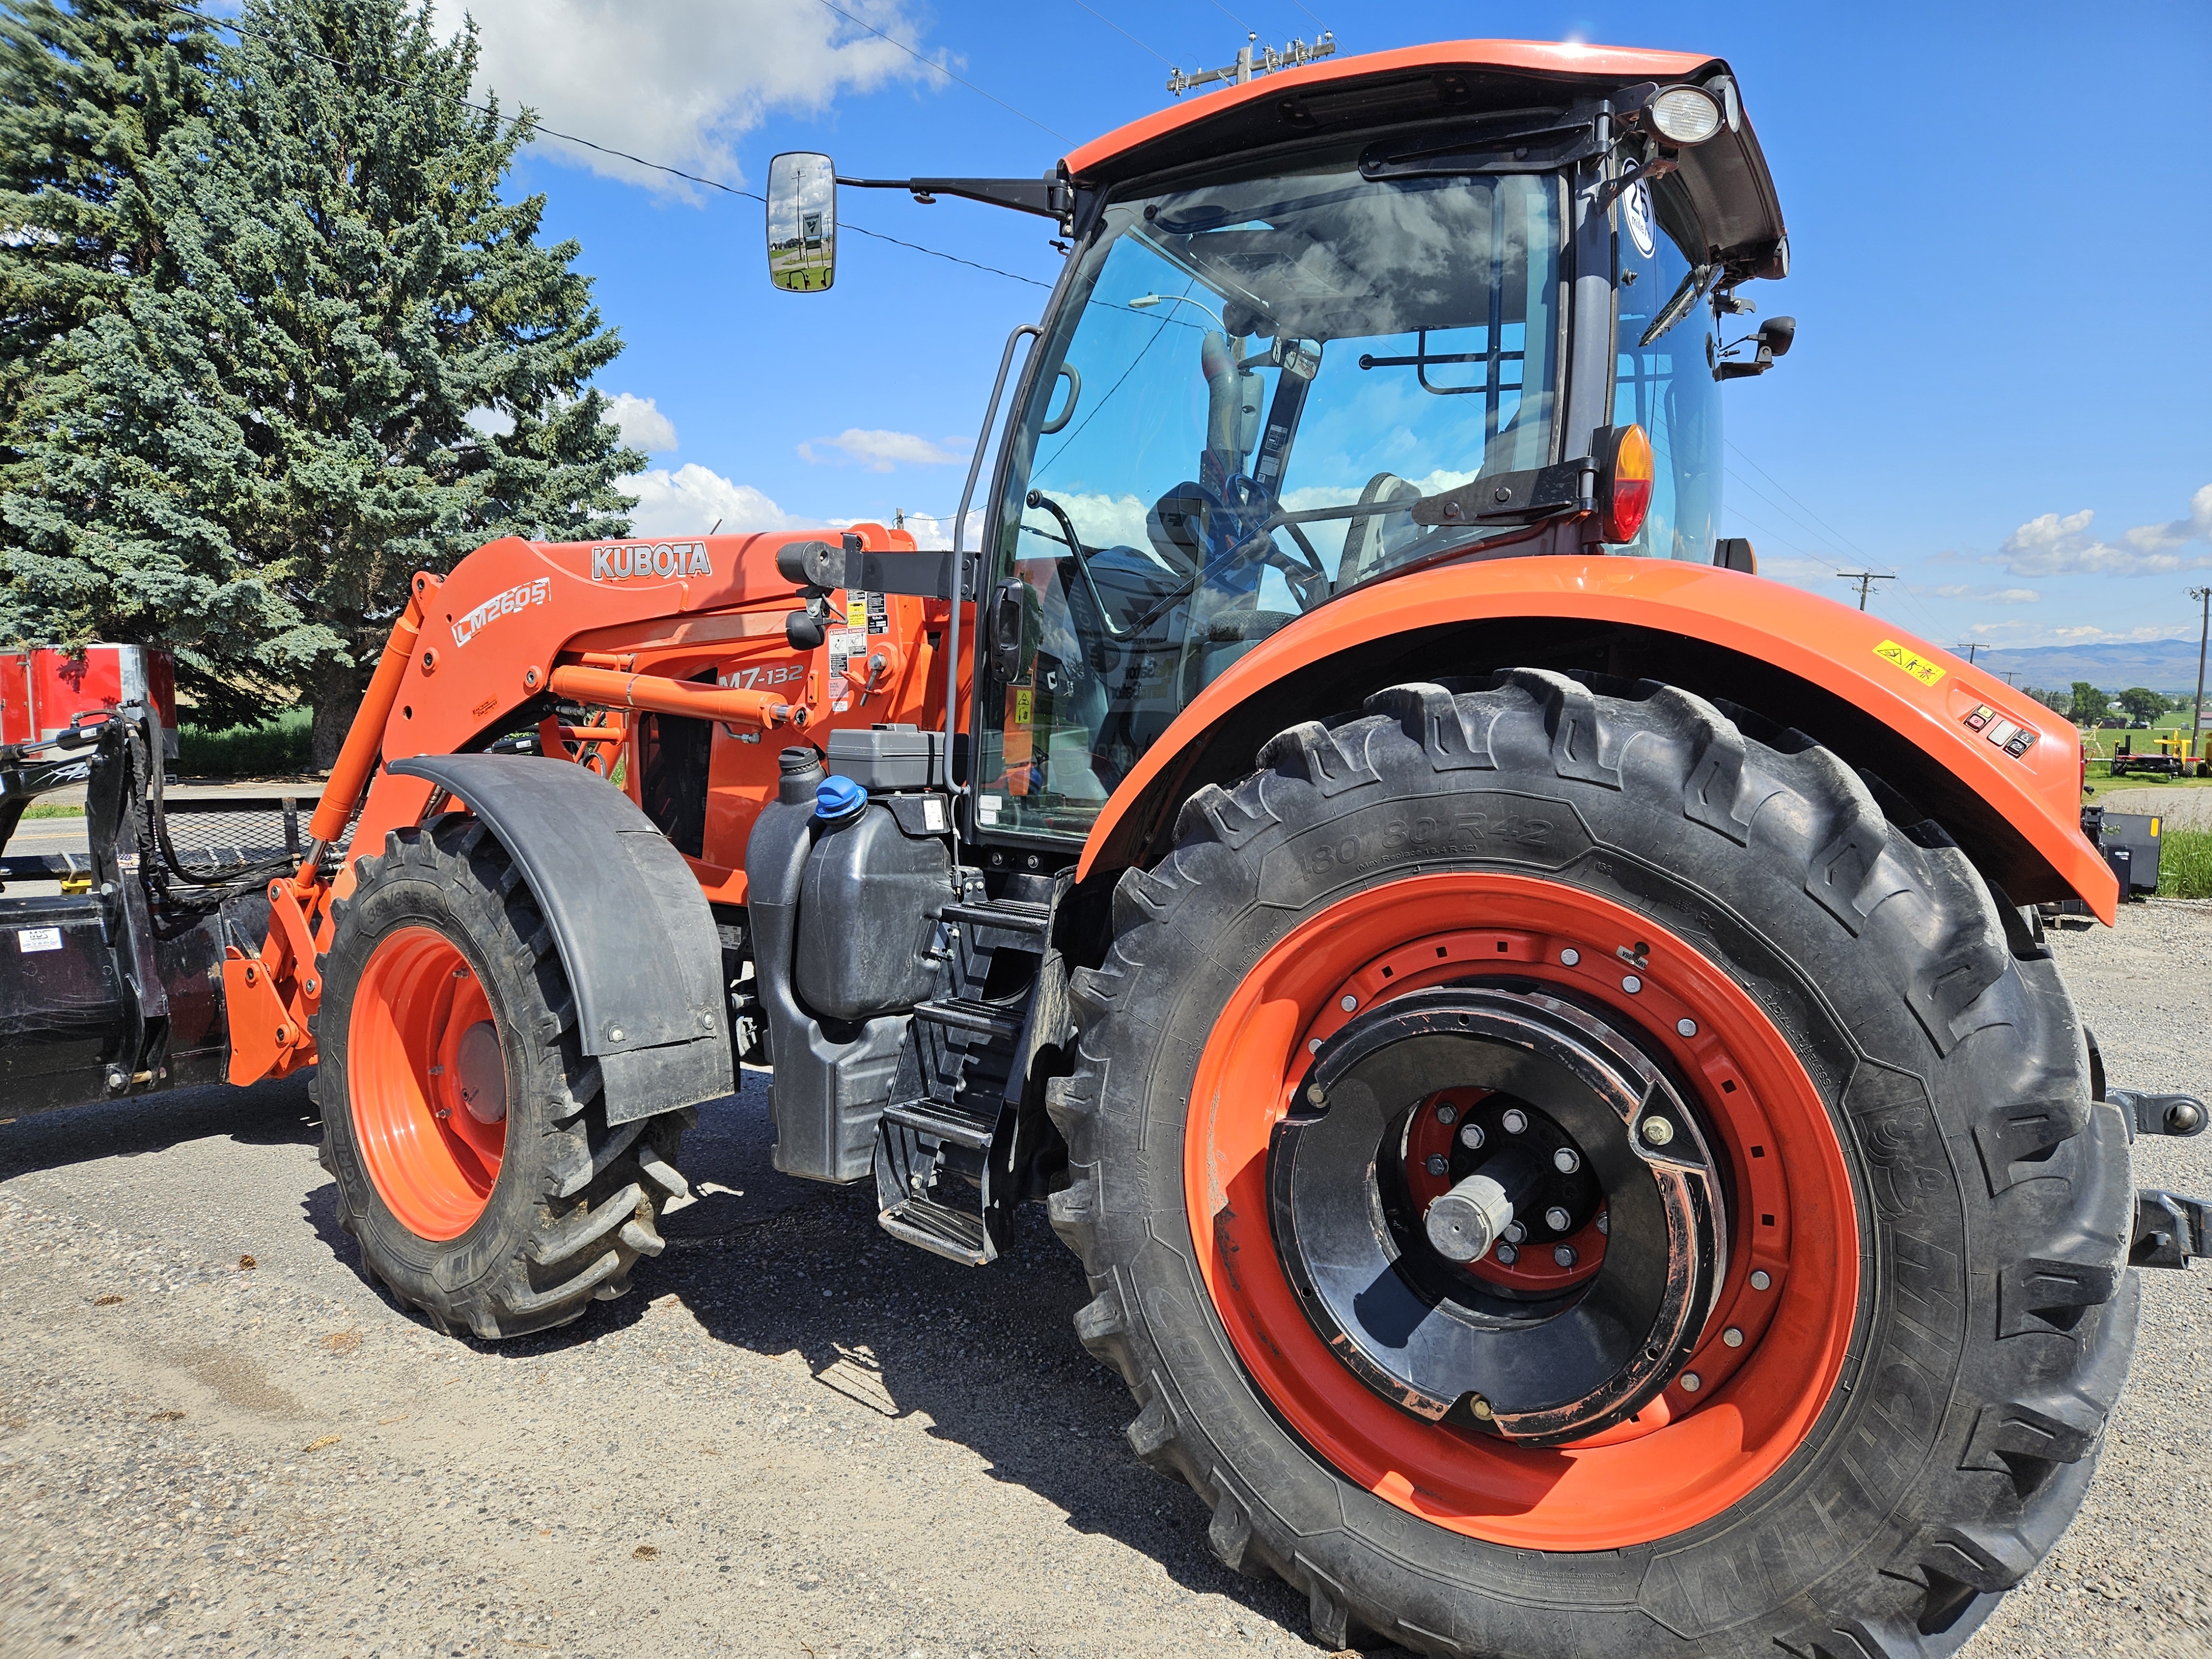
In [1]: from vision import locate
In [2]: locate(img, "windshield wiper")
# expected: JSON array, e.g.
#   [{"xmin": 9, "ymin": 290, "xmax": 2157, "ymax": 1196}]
[
  {"xmin": 1264, "ymin": 457, "xmax": 1590, "ymax": 535},
  {"xmin": 1637, "ymin": 262, "xmax": 1717, "ymax": 348}
]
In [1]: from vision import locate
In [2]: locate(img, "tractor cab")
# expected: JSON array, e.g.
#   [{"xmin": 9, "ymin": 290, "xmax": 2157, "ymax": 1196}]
[{"xmin": 773, "ymin": 43, "xmax": 1794, "ymax": 844}]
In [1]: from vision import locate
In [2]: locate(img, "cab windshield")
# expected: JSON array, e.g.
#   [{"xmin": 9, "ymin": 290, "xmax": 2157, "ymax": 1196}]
[{"xmin": 976, "ymin": 153, "xmax": 1564, "ymax": 839}]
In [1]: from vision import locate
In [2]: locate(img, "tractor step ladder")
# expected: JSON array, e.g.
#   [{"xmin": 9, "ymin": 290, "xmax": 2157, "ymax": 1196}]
[{"xmin": 873, "ymin": 878, "xmax": 1055, "ymax": 1266}]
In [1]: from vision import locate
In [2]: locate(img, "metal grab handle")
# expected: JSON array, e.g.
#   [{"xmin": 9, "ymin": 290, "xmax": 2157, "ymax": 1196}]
[
  {"xmin": 946, "ymin": 324, "xmax": 1041, "ymax": 806},
  {"xmin": 1024, "ymin": 489, "xmax": 1127, "ymax": 639}
]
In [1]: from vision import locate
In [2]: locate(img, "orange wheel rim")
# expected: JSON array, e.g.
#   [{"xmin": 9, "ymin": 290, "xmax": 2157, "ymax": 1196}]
[
  {"xmin": 1186, "ymin": 873, "xmax": 1859, "ymax": 1550},
  {"xmin": 348, "ymin": 926, "xmax": 508, "ymax": 1240}
]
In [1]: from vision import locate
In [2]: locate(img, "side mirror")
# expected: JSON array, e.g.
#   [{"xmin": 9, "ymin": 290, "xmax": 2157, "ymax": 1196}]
[{"xmin": 766, "ymin": 152, "xmax": 836, "ymax": 293}]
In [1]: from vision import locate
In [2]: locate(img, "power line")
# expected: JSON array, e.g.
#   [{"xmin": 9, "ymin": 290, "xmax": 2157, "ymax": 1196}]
[
  {"xmin": 1067, "ymin": 0, "xmax": 1172, "ymax": 64},
  {"xmin": 1726, "ymin": 438, "xmax": 1881, "ymax": 567},
  {"xmin": 160, "ymin": 1, "xmax": 1053, "ymax": 290},
  {"xmin": 812, "ymin": 0, "xmax": 1067, "ymax": 141},
  {"xmin": 1204, "ymin": 0, "xmax": 1261, "ymax": 35}
]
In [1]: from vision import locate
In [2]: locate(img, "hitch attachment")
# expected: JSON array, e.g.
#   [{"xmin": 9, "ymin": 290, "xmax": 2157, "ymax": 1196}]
[
  {"xmin": 2109, "ymin": 1087, "xmax": 2208, "ymax": 1139},
  {"xmin": 2132, "ymin": 1190, "xmax": 2212, "ymax": 1271}
]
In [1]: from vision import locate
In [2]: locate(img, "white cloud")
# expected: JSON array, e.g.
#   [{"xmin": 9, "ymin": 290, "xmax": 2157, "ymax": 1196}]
[
  {"xmin": 464, "ymin": 0, "xmax": 946, "ymax": 194},
  {"xmin": 620, "ymin": 464, "xmax": 802, "ymax": 538},
  {"xmin": 605, "ymin": 393, "xmax": 678, "ymax": 454},
  {"xmin": 466, "ymin": 406, "xmax": 515, "ymax": 439},
  {"xmin": 891, "ymin": 508, "xmax": 986, "ymax": 550},
  {"xmin": 799, "ymin": 429, "xmax": 970, "ymax": 471},
  {"xmin": 1995, "ymin": 486, "xmax": 2212, "ymax": 576},
  {"xmin": 2124, "ymin": 484, "xmax": 2212, "ymax": 554}
]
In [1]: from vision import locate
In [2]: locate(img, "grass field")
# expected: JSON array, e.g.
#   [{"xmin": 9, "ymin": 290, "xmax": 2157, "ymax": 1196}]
[{"xmin": 2160, "ymin": 828, "xmax": 2212, "ymax": 899}]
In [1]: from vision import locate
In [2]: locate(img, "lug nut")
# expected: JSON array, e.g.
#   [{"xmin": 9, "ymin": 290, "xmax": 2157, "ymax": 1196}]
[
  {"xmin": 1640, "ymin": 1117, "xmax": 1675, "ymax": 1146},
  {"xmin": 1458, "ymin": 1122, "xmax": 1486, "ymax": 1151},
  {"xmin": 1679, "ymin": 1371, "xmax": 1702, "ymax": 1392},
  {"xmin": 1750, "ymin": 1269, "xmax": 1771, "ymax": 1291},
  {"xmin": 1544, "ymin": 1206, "xmax": 1572, "ymax": 1233},
  {"xmin": 1307, "ymin": 1083, "xmax": 1327, "ymax": 1107},
  {"xmin": 1425, "ymin": 1154, "xmax": 1449, "ymax": 1177},
  {"xmin": 1553, "ymin": 1244, "xmax": 1577, "ymax": 1267},
  {"xmin": 1495, "ymin": 1243, "xmax": 1518, "ymax": 1265},
  {"xmin": 1503, "ymin": 1222, "xmax": 1526, "ymax": 1244},
  {"xmin": 1597, "ymin": 1210, "xmax": 1610, "ymax": 1235},
  {"xmin": 1434, "ymin": 1102, "xmax": 1458, "ymax": 1125},
  {"xmin": 1722, "ymin": 1327, "xmax": 1744, "ymax": 1348},
  {"xmin": 1552, "ymin": 1147, "xmax": 1580, "ymax": 1174},
  {"xmin": 1501, "ymin": 1108, "xmax": 1528, "ymax": 1134}
]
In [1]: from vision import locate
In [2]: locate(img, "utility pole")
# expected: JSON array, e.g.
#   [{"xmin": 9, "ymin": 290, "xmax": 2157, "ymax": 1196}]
[
  {"xmin": 1837, "ymin": 570, "xmax": 1891, "ymax": 611},
  {"xmin": 2192, "ymin": 586, "xmax": 2211, "ymax": 768},
  {"xmin": 2002, "ymin": 670, "xmax": 2019, "ymax": 685},
  {"xmin": 1954, "ymin": 641, "xmax": 1981, "ymax": 664},
  {"xmin": 1168, "ymin": 30, "xmax": 1335, "ymax": 96}
]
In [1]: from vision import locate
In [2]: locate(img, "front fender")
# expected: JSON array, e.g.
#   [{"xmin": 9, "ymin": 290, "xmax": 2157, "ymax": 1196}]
[
  {"xmin": 1077, "ymin": 556, "xmax": 2114, "ymax": 924},
  {"xmin": 387, "ymin": 755, "xmax": 734, "ymax": 1124}
]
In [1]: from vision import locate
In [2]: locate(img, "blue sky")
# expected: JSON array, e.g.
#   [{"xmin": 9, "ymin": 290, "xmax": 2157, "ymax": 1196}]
[{"xmin": 450, "ymin": 0, "xmax": 2209, "ymax": 653}]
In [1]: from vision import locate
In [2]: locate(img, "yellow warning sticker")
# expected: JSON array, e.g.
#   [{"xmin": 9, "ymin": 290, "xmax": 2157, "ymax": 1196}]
[
  {"xmin": 1872, "ymin": 639, "xmax": 1947, "ymax": 687},
  {"xmin": 1013, "ymin": 688, "xmax": 1032, "ymax": 726}
]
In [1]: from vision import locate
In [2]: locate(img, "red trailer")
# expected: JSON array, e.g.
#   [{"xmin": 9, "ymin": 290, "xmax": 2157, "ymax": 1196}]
[{"xmin": 0, "ymin": 644, "xmax": 178, "ymax": 759}]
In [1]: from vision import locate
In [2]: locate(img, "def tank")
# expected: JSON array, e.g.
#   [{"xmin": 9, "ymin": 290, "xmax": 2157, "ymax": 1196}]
[{"xmin": 745, "ymin": 748, "xmax": 951, "ymax": 1183}]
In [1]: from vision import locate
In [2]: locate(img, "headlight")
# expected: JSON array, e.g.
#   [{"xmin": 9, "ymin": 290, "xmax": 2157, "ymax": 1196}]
[{"xmin": 1648, "ymin": 86, "xmax": 1724, "ymax": 145}]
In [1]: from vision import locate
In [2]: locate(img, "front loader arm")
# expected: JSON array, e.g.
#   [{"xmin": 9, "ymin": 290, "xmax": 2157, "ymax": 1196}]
[{"xmin": 222, "ymin": 523, "xmax": 905, "ymax": 1088}]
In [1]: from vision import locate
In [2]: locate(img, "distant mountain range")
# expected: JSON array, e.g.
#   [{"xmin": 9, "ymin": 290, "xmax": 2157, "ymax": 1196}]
[{"xmin": 1957, "ymin": 640, "xmax": 2211, "ymax": 695}]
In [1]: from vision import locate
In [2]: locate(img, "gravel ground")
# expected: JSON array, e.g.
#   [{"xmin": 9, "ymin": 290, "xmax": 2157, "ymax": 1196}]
[
  {"xmin": 2094, "ymin": 786, "xmax": 2212, "ymax": 831},
  {"xmin": 3, "ymin": 905, "xmax": 2210, "ymax": 1658}
]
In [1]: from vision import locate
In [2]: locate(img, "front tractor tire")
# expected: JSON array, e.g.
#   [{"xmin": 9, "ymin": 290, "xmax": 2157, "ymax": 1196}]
[
  {"xmin": 1050, "ymin": 670, "xmax": 2135, "ymax": 1658},
  {"xmin": 311, "ymin": 818, "xmax": 691, "ymax": 1340}
]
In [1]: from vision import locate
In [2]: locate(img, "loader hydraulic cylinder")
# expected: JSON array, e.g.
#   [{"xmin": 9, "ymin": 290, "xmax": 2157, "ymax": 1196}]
[{"xmin": 545, "ymin": 664, "xmax": 805, "ymax": 731}]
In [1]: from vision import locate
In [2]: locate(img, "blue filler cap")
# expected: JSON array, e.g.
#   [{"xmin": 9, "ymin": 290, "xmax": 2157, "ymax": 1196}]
[{"xmin": 814, "ymin": 775, "xmax": 868, "ymax": 823}]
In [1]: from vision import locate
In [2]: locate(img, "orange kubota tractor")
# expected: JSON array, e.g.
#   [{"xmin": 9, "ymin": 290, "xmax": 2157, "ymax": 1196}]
[{"xmin": 6, "ymin": 38, "xmax": 2210, "ymax": 1658}]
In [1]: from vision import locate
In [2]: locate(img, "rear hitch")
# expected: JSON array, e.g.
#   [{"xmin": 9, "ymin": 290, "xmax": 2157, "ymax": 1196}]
[
  {"xmin": 2132, "ymin": 1190, "xmax": 2212, "ymax": 1271},
  {"xmin": 2109, "ymin": 1087, "xmax": 2209, "ymax": 1139}
]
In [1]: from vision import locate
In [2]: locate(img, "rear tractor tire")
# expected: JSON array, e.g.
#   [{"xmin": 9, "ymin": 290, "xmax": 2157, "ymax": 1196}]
[
  {"xmin": 1050, "ymin": 669, "xmax": 2135, "ymax": 1658},
  {"xmin": 311, "ymin": 817, "xmax": 691, "ymax": 1339}
]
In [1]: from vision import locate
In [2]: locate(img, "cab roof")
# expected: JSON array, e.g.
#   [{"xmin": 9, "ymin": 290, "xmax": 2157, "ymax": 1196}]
[{"xmin": 1064, "ymin": 38, "xmax": 1787, "ymax": 283}]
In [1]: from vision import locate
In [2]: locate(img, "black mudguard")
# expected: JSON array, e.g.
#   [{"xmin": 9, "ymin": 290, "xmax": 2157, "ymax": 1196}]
[{"xmin": 385, "ymin": 756, "xmax": 732, "ymax": 1124}]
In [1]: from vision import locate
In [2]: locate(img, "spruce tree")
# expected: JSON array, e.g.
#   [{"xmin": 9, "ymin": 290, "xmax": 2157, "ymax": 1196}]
[
  {"xmin": 0, "ymin": 1, "xmax": 217, "ymax": 497},
  {"xmin": 1, "ymin": 0, "xmax": 642, "ymax": 760}
]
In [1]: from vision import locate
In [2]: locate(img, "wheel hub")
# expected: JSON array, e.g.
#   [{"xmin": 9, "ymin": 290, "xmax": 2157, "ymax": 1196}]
[{"xmin": 1269, "ymin": 982, "xmax": 1727, "ymax": 1444}]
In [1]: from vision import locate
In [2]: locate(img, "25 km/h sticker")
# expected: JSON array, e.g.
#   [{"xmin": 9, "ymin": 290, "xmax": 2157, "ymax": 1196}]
[{"xmin": 1872, "ymin": 639, "xmax": 1947, "ymax": 687}]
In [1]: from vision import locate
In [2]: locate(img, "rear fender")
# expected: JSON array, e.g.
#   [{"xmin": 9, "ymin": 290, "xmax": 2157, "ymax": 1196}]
[
  {"xmin": 385, "ymin": 755, "xmax": 733, "ymax": 1124},
  {"xmin": 1076, "ymin": 557, "xmax": 2115, "ymax": 923}
]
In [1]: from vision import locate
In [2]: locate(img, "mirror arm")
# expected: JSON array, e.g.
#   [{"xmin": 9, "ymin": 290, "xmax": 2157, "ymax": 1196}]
[{"xmin": 839, "ymin": 175, "xmax": 1072, "ymax": 227}]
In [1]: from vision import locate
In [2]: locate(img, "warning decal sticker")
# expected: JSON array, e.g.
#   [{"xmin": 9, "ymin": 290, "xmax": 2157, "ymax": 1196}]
[{"xmin": 1872, "ymin": 639, "xmax": 1947, "ymax": 687}]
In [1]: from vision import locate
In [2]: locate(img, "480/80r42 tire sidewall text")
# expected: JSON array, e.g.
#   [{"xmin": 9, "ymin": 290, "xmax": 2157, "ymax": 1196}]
[
  {"xmin": 311, "ymin": 816, "xmax": 689, "ymax": 1341},
  {"xmin": 1047, "ymin": 670, "xmax": 2136, "ymax": 1659}
]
